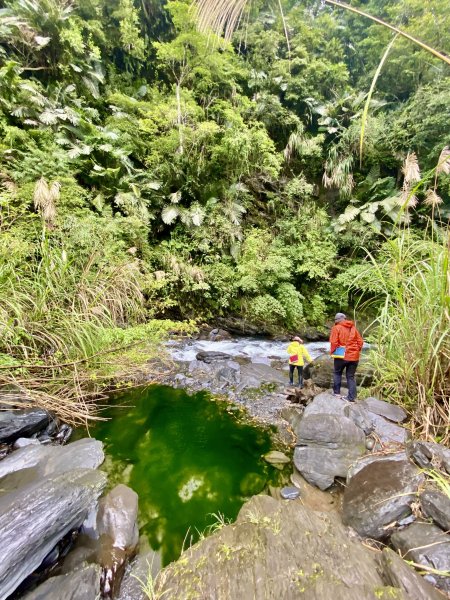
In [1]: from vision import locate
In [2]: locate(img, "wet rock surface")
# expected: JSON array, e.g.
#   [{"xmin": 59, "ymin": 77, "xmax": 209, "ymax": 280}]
[
  {"xmin": 21, "ymin": 564, "xmax": 101, "ymax": 600},
  {"xmin": 0, "ymin": 438, "xmax": 104, "ymax": 480},
  {"xmin": 342, "ymin": 458, "xmax": 424, "ymax": 539},
  {"xmin": 0, "ymin": 409, "xmax": 51, "ymax": 444},
  {"xmin": 294, "ymin": 414, "xmax": 366, "ymax": 490},
  {"xmin": 96, "ymin": 484, "xmax": 139, "ymax": 598},
  {"xmin": 0, "ymin": 468, "xmax": 107, "ymax": 600},
  {"xmin": 420, "ymin": 489, "xmax": 450, "ymax": 532},
  {"xmin": 391, "ymin": 522, "xmax": 450, "ymax": 593}
]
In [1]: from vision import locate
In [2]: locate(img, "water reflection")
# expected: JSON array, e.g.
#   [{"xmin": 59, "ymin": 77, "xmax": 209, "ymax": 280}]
[{"xmin": 87, "ymin": 385, "xmax": 280, "ymax": 565}]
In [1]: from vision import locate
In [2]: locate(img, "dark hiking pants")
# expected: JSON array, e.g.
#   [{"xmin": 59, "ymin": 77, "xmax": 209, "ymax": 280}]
[
  {"xmin": 289, "ymin": 365, "xmax": 303, "ymax": 386},
  {"xmin": 333, "ymin": 359, "xmax": 359, "ymax": 401}
]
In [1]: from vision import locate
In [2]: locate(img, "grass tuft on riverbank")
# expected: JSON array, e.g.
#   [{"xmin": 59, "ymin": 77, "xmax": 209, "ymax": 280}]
[{"xmin": 357, "ymin": 230, "xmax": 450, "ymax": 442}]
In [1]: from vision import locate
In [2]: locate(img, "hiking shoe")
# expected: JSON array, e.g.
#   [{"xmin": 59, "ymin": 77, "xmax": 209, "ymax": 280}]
[{"xmin": 341, "ymin": 396, "xmax": 355, "ymax": 402}]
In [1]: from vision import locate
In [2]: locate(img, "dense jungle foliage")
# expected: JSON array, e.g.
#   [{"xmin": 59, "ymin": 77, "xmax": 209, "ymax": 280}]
[{"xmin": 0, "ymin": 0, "xmax": 449, "ymax": 432}]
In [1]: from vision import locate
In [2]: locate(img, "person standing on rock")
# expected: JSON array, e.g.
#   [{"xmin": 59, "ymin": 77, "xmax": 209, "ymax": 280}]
[
  {"xmin": 287, "ymin": 336, "xmax": 311, "ymax": 388},
  {"xmin": 330, "ymin": 313, "xmax": 364, "ymax": 402}
]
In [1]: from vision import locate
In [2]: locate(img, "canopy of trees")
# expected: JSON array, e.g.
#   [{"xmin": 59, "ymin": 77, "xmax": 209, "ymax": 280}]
[{"xmin": 0, "ymin": 0, "xmax": 449, "ymax": 334}]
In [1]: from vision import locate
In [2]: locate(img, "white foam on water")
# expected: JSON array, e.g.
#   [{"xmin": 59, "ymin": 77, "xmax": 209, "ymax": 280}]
[{"xmin": 168, "ymin": 337, "xmax": 329, "ymax": 363}]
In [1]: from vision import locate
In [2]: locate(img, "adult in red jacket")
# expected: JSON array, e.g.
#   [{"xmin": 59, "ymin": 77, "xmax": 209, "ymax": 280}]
[{"xmin": 329, "ymin": 312, "xmax": 364, "ymax": 402}]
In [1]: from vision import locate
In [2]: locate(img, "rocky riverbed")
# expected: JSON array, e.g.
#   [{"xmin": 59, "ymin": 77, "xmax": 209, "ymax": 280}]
[{"xmin": 0, "ymin": 333, "xmax": 449, "ymax": 599}]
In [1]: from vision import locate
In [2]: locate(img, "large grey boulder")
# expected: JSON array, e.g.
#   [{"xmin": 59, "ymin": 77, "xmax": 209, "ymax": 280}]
[
  {"xmin": 152, "ymin": 494, "xmax": 422, "ymax": 599},
  {"xmin": 368, "ymin": 412, "xmax": 409, "ymax": 447},
  {"xmin": 0, "ymin": 468, "xmax": 107, "ymax": 600},
  {"xmin": 0, "ymin": 409, "xmax": 51, "ymax": 443},
  {"xmin": 294, "ymin": 414, "xmax": 366, "ymax": 490},
  {"xmin": 420, "ymin": 489, "xmax": 450, "ymax": 532},
  {"xmin": 344, "ymin": 403, "xmax": 375, "ymax": 435},
  {"xmin": 96, "ymin": 484, "xmax": 139, "ymax": 598},
  {"xmin": 238, "ymin": 363, "xmax": 286, "ymax": 389},
  {"xmin": 391, "ymin": 522, "xmax": 450, "ymax": 593},
  {"xmin": 361, "ymin": 397, "xmax": 407, "ymax": 423},
  {"xmin": 380, "ymin": 548, "xmax": 443, "ymax": 600},
  {"xmin": 21, "ymin": 564, "xmax": 101, "ymax": 600},
  {"xmin": 302, "ymin": 392, "xmax": 348, "ymax": 417},
  {"xmin": 347, "ymin": 451, "xmax": 408, "ymax": 481},
  {"xmin": 342, "ymin": 458, "xmax": 424, "ymax": 539},
  {"xmin": 0, "ymin": 438, "xmax": 104, "ymax": 480},
  {"xmin": 407, "ymin": 441, "xmax": 450, "ymax": 474},
  {"xmin": 303, "ymin": 355, "xmax": 373, "ymax": 388}
]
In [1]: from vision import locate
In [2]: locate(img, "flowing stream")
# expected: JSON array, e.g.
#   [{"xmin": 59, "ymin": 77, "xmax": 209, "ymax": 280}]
[
  {"xmin": 81, "ymin": 384, "xmax": 283, "ymax": 565},
  {"xmin": 168, "ymin": 337, "xmax": 330, "ymax": 363}
]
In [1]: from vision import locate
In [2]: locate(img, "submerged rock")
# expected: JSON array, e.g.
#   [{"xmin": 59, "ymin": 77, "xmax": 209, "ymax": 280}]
[
  {"xmin": 0, "ymin": 409, "xmax": 51, "ymax": 444},
  {"xmin": 391, "ymin": 522, "xmax": 450, "ymax": 593},
  {"xmin": 420, "ymin": 489, "xmax": 450, "ymax": 533},
  {"xmin": 342, "ymin": 458, "xmax": 424, "ymax": 539},
  {"xmin": 361, "ymin": 397, "xmax": 407, "ymax": 423},
  {"xmin": 21, "ymin": 564, "xmax": 101, "ymax": 600},
  {"xmin": 153, "ymin": 494, "xmax": 411, "ymax": 599},
  {"xmin": 294, "ymin": 414, "xmax": 365, "ymax": 490},
  {"xmin": 0, "ymin": 468, "xmax": 107, "ymax": 600}
]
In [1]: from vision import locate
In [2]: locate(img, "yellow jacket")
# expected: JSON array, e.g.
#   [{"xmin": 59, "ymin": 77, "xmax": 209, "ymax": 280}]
[{"xmin": 287, "ymin": 342, "xmax": 311, "ymax": 366}]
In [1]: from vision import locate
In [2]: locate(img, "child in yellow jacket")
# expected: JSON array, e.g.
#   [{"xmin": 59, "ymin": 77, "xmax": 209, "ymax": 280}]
[{"xmin": 286, "ymin": 336, "xmax": 312, "ymax": 387}]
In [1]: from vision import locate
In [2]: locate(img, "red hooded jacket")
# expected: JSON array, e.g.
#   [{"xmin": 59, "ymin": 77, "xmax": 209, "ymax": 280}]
[{"xmin": 330, "ymin": 320, "xmax": 364, "ymax": 362}]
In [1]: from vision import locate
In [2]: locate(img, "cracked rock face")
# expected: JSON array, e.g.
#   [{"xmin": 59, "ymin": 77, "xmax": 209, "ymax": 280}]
[
  {"xmin": 294, "ymin": 414, "xmax": 366, "ymax": 490},
  {"xmin": 0, "ymin": 468, "xmax": 107, "ymax": 600},
  {"xmin": 391, "ymin": 522, "xmax": 450, "ymax": 594},
  {"xmin": 342, "ymin": 458, "xmax": 424, "ymax": 539},
  {"xmin": 153, "ymin": 494, "xmax": 433, "ymax": 600}
]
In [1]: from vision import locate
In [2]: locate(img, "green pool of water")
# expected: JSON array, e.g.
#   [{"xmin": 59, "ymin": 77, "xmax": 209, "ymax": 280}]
[{"xmin": 84, "ymin": 384, "xmax": 282, "ymax": 565}]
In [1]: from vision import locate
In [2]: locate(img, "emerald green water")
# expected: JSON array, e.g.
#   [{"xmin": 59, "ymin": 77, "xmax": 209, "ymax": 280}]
[{"xmin": 86, "ymin": 384, "xmax": 280, "ymax": 565}]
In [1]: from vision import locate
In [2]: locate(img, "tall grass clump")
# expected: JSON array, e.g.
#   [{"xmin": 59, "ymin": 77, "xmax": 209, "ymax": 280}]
[
  {"xmin": 357, "ymin": 230, "xmax": 450, "ymax": 442},
  {"xmin": 0, "ymin": 229, "xmax": 148, "ymax": 423}
]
